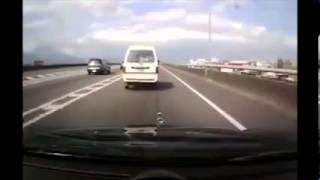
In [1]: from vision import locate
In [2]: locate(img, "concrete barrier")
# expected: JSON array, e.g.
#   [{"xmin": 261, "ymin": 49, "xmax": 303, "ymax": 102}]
[
  {"xmin": 23, "ymin": 64, "xmax": 87, "ymax": 71},
  {"xmin": 166, "ymin": 65, "xmax": 297, "ymax": 115},
  {"xmin": 23, "ymin": 63, "xmax": 121, "ymax": 71}
]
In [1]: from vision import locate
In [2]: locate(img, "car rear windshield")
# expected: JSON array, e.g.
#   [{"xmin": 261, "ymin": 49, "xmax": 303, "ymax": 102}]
[
  {"xmin": 88, "ymin": 59, "xmax": 102, "ymax": 66},
  {"xmin": 127, "ymin": 50, "xmax": 155, "ymax": 63}
]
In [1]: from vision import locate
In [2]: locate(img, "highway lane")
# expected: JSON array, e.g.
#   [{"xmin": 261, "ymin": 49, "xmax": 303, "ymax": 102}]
[
  {"xmin": 23, "ymin": 67, "xmax": 121, "ymax": 111},
  {"xmin": 165, "ymin": 66, "xmax": 297, "ymax": 132},
  {"xmin": 23, "ymin": 65, "xmax": 297, "ymax": 139},
  {"xmin": 23, "ymin": 66, "xmax": 120, "ymax": 87}
]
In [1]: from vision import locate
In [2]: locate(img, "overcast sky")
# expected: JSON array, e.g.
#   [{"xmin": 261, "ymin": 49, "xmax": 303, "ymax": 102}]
[{"xmin": 23, "ymin": 0, "xmax": 297, "ymax": 64}]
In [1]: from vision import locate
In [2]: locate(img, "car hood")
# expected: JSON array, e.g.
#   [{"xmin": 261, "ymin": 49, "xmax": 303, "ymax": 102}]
[{"xmin": 24, "ymin": 126, "xmax": 296, "ymax": 163}]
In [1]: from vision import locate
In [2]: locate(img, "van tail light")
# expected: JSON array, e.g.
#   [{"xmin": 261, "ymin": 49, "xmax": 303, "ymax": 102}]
[{"xmin": 156, "ymin": 67, "xmax": 159, "ymax": 73}]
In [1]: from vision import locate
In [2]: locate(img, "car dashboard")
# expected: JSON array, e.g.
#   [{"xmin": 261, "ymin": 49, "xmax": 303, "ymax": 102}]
[{"xmin": 24, "ymin": 154, "xmax": 297, "ymax": 180}]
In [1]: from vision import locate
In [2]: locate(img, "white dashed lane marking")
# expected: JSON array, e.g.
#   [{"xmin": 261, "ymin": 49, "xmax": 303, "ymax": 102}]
[
  {"xmin": 23, "ymin": 66, "xmax": 120, "ymax": 87},
  {"xmin": 23, "ymin": 70, "xmax": 86, "ymax": 87},
  {"xmin": 24, "ymin": 71, "xmax": 81, "ymax": 81},
  {"xmin": 23, "ymin": 74, "xmax": 121, "ymax": 128},
  {"xmin": 35, "ymin": 75, "xmax": 46, "ymax": 78},
  {"xmin": 24, "ymin": 76, "xmax": 35, "ymax": 80}
]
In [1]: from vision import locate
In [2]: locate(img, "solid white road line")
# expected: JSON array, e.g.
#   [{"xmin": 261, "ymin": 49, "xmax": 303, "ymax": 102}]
[
  {"xmin": 23, "ymin": 75, "xmax": 121, "ymax": 128},
  {"xmin": 162, "ymin": 66, "xmax": 247, "ymax": 131}
]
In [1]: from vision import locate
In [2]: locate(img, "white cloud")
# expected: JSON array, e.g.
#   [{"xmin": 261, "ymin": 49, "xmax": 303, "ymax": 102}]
[
  {"xmin": 88, "ymin": 26, "xmax": 246, "ymax": 43},
  {"xmin": 23, "ymin": 0, "xmax": 296, "ymax": 63},
  {"xmin": 24, "ymin": 19, "xmax": 50, "ymax": 28},
  {"xmin": 184, "ymin": 13, "xmax": 266, "ymax": 38},
  {"xmin": 162, "ymin": 0, "xmax": 206, "ymax": 11},
  {"xmin": 24, "ymin": 0, "xmax": 132, "ymax": 19},
  {"xmin": 90, "ymin": 22, "xmax": 107, "ymax": 29},
  {"xmin": 62, "ymin": 47, "xmax": 76, "ymax": 56},
  {"xmin": 210, "ymin": 0, "xmax": 250, "ymax": 14},
  {"xmin": 140, "ymin": 8, "xmax": 187, "ymax": 22},
  {"xmin": 184, "ymin": 13, "xmax": 207, "ymax": 25},
  {"xmin": 251, "ymin": 26, "xmax": 266, "ymax": 36},
  {"xmin": 283, "ymin": 35, "xmax": 297, "ymax": 48},
  {"xmin": 130, "ymin": 24, "xmax": 149, "ymax": 32},
  {"xmin": 23, "ymin": 40, "xmax": 37, "ymax": 52},
  {"xmin": 23, "ymin": 1, "xmax": 50, "ymax": 14},
  {"xmin": 185, "ymin": 13, "xmax": 241, "ymax": 29},
  {"xmin": 119, "ymin": 0, "xmax": 146, "ymax": 5}
]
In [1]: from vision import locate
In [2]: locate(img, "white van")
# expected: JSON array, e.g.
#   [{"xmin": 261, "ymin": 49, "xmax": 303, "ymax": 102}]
[{"xmin": 122, "ymin": 45, "xmax": 159, "ymax": 88}]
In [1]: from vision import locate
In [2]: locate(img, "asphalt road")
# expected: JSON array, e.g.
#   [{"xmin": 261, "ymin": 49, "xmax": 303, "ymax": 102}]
[{"xmin": 23, "ymin": 65, "xmax": 297, "ymax": 138}]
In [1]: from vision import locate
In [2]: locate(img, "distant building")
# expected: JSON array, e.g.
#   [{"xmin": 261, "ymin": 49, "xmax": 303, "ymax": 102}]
[
  {"xmin": 283, "ymin": 59, "xmax": 293, "ymax": 69},
  {"xmin": 207, "ymin": 58, "xmax": 221, "ymax": 64},
  {"xmin": 256, "ymin": 61, "xmax": 273, "ymax": 68},
  {"xmin": 189, "ymin": 58, "xmax": 208, "ymax": 65},
  {"xmin": 277, "ymin": 58, "xmax": 284, "ymax": 68},
  {"xmin": 249, "ymin": 61, "xmax": 257, "ymax": 66},
  {"xmin": 292, "ymin": 64, "xmax": 297, "ymax": 69},
  {"xmin": 226, "ymin": 60, "xmax": 250, "ymax": 66},
  {"xmin": 33, "ymin": 60, "xmax": 45, "ymax": 66},
  {"xmin": 220, "ymin": 68, "xmax": 234, "ymax": 73},
  {"xmin": 272, "ymin": 62, "xmax": 278, "ymax": 68}
]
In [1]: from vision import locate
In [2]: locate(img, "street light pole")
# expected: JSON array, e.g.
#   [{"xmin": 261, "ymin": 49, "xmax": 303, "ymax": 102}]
[
  {"xmin": 208, "ymin": 12, "xmax": 212, "ymax": 62},
  {"xmin": 209, "ymin": 12, "xmax": 211, "ymax": 42}
]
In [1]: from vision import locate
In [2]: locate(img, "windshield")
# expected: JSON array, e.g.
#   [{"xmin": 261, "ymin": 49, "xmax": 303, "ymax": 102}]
[
  {"xmin": 127, "ymin": 50, "xmax": 155, "ymax": 63},
  {"xmin": 23, "ymin": 0, "xmax": 297, "ymax": 174}
]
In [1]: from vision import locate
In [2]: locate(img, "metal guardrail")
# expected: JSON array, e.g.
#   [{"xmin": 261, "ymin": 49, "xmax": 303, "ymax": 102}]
[{"xmin": 186, "ymin": 64, "xmax": 297, "ymax": 75}]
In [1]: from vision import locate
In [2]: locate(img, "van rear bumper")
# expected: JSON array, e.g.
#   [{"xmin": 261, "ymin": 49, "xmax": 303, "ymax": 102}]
[{"xmin": 122, "ymin": 73, "xmax": 158, "ymax": 83}]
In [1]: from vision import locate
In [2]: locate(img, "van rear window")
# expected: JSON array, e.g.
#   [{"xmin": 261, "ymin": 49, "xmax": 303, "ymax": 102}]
[
  {"xmin": 127, "ymin": 50, "xmax": 155, "ymax": 63},
  {"xmin": 88, "ymin": 59, "xmax": 102, "ymax": 65}
]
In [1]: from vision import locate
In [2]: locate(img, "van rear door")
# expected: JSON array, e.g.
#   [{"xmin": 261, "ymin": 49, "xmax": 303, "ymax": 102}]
[{"xmin": 124, "ymin": 50, "xmax": 158, "ymax": 74}]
